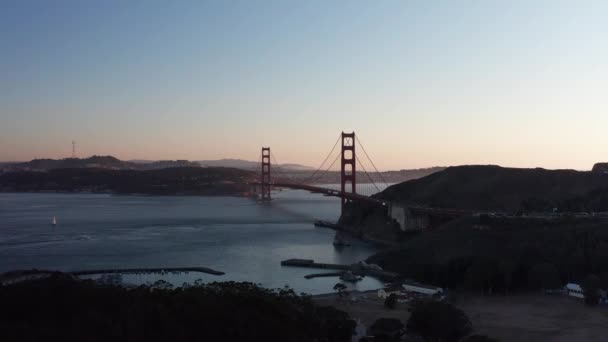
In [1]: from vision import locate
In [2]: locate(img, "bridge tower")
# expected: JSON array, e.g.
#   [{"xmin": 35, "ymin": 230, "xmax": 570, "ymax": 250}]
[
  {"xmin": 261, "ymin": 147, "xmax": 271, "ymax": 201},
  {"xmin": 341, "ymin": 132, "xmax": 356, "ymax": 209}
]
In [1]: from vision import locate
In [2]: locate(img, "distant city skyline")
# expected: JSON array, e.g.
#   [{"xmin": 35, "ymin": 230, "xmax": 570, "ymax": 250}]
[{"xmin": 2, "ymin": 1, "xmax": 608, "ymax": 170}]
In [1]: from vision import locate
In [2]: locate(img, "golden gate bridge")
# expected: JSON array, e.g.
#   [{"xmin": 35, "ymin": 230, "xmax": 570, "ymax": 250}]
[
  {"xmin": 252, "ymin": 132, "xmax": 389, "ymax": 208},
  {"xmin": 250, "ymin": 132, "xmax": 470, "ymax": 229}
]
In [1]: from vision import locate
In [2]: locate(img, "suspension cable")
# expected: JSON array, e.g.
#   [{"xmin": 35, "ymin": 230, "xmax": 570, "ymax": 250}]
[
  {"xmin": 269, "ymin": 151, "xmax": 293, "ymax": 183},
  {"xmin": 356, "ymin": 154, "xmax": 381, "ymax": 193},
  {"xmin": 355, "ymin": 135, "xmax": 389, "ymax": 187},
  {"xmin": 308, "ymin": 152, "xmax": 341, "ymax": 185},
  {"xmin": 303, "ymin": 133, "xmax": 341, "ymax": 185}
]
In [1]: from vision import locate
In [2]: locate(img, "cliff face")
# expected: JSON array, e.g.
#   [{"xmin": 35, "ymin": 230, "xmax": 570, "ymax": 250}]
[
  {"xmin": 592, "ymin": 163, "xmax": 608, "ymax": 173},
  {"xmin": 338, "ymin": 202, "xmax": 404, "ymax": 245}
]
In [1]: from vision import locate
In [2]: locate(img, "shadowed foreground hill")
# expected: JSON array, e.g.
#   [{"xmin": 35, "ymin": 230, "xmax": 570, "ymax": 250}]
[
  {"xmin": 368, "ymin": 216, "xmax": 608, "ymax": 294},
  {"xmin": 0, "ymin": 275, "xmax": 355, "ymax": 342},
  {"xmin": 379, "ymin": 165, "xmax": 608, "ymax": 212}
]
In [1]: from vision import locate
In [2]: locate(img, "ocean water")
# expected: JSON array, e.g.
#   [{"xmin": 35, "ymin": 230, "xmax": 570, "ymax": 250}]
[{"xmin": 0, "ymin": 190, "xmax": 383, "ymax": 294}]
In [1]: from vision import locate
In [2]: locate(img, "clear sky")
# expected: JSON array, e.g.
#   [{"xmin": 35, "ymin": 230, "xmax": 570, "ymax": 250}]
[{"xmin": 1, "ymin": 0, "xmax": 607, "ymax": 170}]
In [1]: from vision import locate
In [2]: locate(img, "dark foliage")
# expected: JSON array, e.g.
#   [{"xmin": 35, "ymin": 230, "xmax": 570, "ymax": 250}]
[
  {"xmin": 406, "ymin": 300, "xmax": 472, "ymax": 342},
  {"xmin": 462, "ymin": 335, "xmax": 500, "ymax": 342},
  {"xmin": 0, "ymin": 275, "xmax": 355, "ymax": 342},
  {"xmin": 368, "ymin": 318, "xmax": 404, "ymax": 341},
  {"xmin": 582, "ymin": 274, "xmax": 601, "ymax": 305},
  {"xmin": 369, "ymin": 217, "xmax": 608, "ymax": 294},
  {"xmin": 384, "ymin": 293, "xmax": 398, "ymax": 309}
]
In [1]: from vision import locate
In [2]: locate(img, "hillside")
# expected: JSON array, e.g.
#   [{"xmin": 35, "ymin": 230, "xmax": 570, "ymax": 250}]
[
  {"xmin": 0, "ymin": 276, "xmax": 355, "ymax": 342},
  {"xmin": 367, "ymin": 216, "xmax": 608, "ymax": 294},
  {"xmin": 378, "ymin": 165, "xmax": 608, "ymax": 213},
  {"xmin": 0, "ymin": 167, "xmax": 254, "ymax": 196},
  {"xmin": 16, "ymin": 156, "xmax": 132, "ymax": 170},
  {"xmin": 593, "ymin": 163, "xmax": 608, "ymax": 174}
]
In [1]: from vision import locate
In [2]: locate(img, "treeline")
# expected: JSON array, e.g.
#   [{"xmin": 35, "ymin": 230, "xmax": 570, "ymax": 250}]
[
  {"xmin": 0, "ymin": 275, "xmax": 356, "ymax": 342},
  {"xmin": 0, "ymin": 167, "xmax": 254, "ymax": 195},
  {"xmin": 368, "ymin": 217, "xmax": 608, "ymax": 295}
]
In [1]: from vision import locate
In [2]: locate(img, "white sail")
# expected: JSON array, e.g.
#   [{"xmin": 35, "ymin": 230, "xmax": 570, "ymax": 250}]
[{"xmin": 52, "ymin": 216, "xmax": 57, "ymax": 225}]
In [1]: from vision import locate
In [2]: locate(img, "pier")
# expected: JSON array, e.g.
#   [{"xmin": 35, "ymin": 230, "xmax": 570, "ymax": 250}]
[
  {"xmin": 281, "ymin": 259, "xmax": 399, "ymax": 280},
  {"xmin": 304, "ymin": 272, "xmax": 344, "ymax": 279},
  {"xmin": 70, "ymin": 266, "xmax": 225, "ymax": 276}
]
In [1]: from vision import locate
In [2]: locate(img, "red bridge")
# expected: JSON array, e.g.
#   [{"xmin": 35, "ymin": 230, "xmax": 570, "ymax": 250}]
[{"xmin": 250, "ymin": 132, "xmax": 472, "ymax": 229}]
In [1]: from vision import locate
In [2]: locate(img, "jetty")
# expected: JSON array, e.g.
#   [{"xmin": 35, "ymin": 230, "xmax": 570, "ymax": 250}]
[
  {"xmin": 70, "ymin": 266, "xmax": 225, "ymax": 276},
  {"xmin": 304, "ymin": 272, "xmax": 344, "ymax": 279},
  {"xmin": 281, "ymin": 259, "xmax": 399, "ymax": 280}
]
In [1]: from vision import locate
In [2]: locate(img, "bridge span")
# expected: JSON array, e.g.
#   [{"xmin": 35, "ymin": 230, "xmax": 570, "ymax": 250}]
[{"xmin": 250, "ymin": 131, "xmax": 473, "ymax": 231}]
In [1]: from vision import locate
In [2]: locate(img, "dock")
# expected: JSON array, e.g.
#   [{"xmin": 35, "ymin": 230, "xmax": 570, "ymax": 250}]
[
  {"xmin": 304, "ymin": 272, "xmax": 344, "ymax": 279},
  {"xmin": 281, "ymin": 259, "xmax": 399, "ymax": 280}
]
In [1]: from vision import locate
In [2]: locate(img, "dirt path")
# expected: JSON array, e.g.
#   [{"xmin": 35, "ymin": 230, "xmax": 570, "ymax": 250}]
[
  {"xmin": 458, "ymin": 294, "xmax": 608, "ymax": 341},
  {"xmin": 314, "ymin": 292, "xmax": 608, "ymax": 341}
]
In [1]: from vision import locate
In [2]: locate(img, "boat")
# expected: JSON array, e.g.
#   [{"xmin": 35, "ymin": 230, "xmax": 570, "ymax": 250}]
[
  {"xmin": 51, "ymin": 216, "xmax": 57, "ymax": 226},
  {"xmin": 339, "ymin": 271, "xmax": 363, "ymax": 283}
]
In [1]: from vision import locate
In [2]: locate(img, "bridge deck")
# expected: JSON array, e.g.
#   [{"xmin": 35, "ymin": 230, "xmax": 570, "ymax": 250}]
[{"xmin": 250, "ymin": 182, "xmax": 472, "ymax": 217}]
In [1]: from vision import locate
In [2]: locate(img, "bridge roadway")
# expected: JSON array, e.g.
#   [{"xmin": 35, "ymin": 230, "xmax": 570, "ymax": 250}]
[{"xmin": 252, "ymin": 182, "xmax": 473, "ymax": 218}]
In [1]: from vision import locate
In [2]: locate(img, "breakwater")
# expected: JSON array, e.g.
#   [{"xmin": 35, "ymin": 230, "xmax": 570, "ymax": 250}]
[
  {"xmin": 281, "ymin": 259, "xmax": 399, "ymax": 280},
  {"xmin": 71, "ymin": 266, "xmax": 225, "ymax": 276}
]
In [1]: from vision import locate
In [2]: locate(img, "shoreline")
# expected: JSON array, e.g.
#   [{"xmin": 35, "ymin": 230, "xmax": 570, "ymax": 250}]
[{"xmin": 0, "ymin": 190, "xmax": 250, "ymax": 197}]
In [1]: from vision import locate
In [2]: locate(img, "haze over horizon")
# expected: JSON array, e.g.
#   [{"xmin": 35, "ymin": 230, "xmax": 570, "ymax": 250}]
[{"xmin": 2, "ymin": 1, "xmax": 608, "ymax": 170}]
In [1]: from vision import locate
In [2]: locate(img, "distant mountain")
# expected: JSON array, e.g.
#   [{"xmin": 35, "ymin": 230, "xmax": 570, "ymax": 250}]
[
  {"xmin": 10, "ymin": 156, "xmax": 200, "ymax": 171},
  {"xmin": 266, "ymin": 167, "xmax": 445, "ymax": 184},
  {"xmin": 197, "ymin": 159, "xmax": 313, "ymax": 171},
  {"xmin": 5, "ymin": 156, "xmax": 441, "ymax": 184},
  {"xmin": 0, "ymin": 167, "xmax": 253, "ymax": 196},
  {"xmin": 15, "ymin": 156, "xmax": 132, "ymax": 171}
]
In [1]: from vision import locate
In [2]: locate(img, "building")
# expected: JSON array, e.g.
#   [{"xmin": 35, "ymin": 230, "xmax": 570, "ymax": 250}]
[
  {"xmin": 402, "ymin": 281, "xmax": 443, "ymax": 297},
  {"xmin": 377, "ymin": 285, "xmax": 402, "ymax": 299},
  {"xmin": 565, "ymin": 283, "xmax": 584, "ymax": 299}
]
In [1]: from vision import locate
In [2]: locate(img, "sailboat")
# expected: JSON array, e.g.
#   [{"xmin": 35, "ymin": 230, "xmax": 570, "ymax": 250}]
[{"xmin": 51, "ymin": 216, "xmax": 57, "ymax": 226}]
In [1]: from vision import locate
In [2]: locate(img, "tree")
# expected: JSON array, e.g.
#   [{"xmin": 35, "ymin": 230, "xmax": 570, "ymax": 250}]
[
  {"xmin": 368, "ymin": 318, "xmax": 404, "ymax": 342},
  {"xmin": 498, "ymin": 259, "xmax": 516, "ymax": 294},
  {"xmin": 582, "ymin": 274, "xmax": 601, "ymax": 305},
  {"xmin": 406, "ymin": 299, "xmax": 472, "ymax": 342},
  {"xmin": 464, "ymin": 258, "xmax": 497, "ymax": 295},
  {"xmin": 528, "ymin": 262, "xmax": 561, "ymax": 290},
  {"xmin": 384, "ymin": 293, "xmax": 398, "ymax": 309},
  {"xmin": 462, "ymin": 335, "xmax": 500, "ymax": 342},
  {"xmin": 315, "ymin": 306, "xmax": 357, "ymax": 342},
  {"xmin": 333, "ymin": 283, "xmax": 348, "ymax": 298}
]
